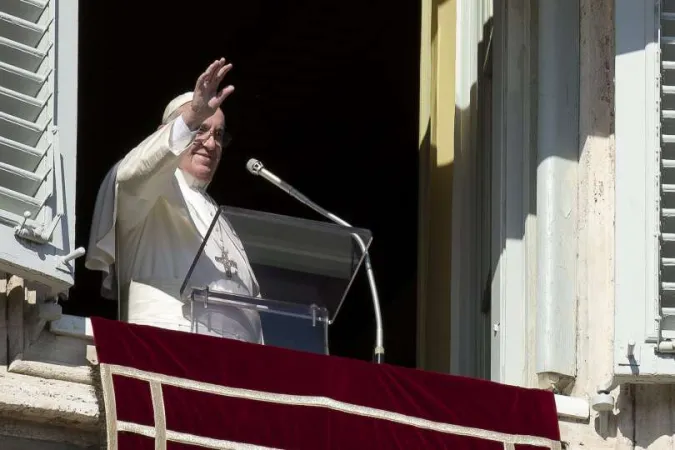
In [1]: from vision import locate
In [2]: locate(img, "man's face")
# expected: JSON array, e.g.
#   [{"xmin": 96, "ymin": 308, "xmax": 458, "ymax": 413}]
[{"xmin": 178, "ymin": 107, "xmax": 227, "ymax": 182}]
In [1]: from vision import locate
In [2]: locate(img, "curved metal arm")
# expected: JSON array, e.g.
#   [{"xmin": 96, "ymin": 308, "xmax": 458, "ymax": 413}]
[
  {"xmin": 292, "ymin": 202, "xmax": 384, "ymax": 363},
  {"xmin": 246, "ymin": 159, "xmax": 385, "ymax": 362},
  {"xmin": 350, "ymin": 232, "xmax": 384, "ymax": 363}
]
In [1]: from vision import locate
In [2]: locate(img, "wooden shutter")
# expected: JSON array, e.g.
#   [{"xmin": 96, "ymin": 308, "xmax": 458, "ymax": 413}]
[
  {"xmin": 0, "ymin": 0, "xmax": 79, "ymax": 294},
  {"xmin": 660, "ymin": 1, "xmax": 675, "ymax": 341}
]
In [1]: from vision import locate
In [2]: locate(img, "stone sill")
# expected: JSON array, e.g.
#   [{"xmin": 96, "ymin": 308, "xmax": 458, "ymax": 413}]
[
  {"xmin": 0, "ymin": 314, "xmax": 99, "ymax": 439},
  {"xmin": 0, "ymin": 368, "xmax": 99, "ymax": 431}
]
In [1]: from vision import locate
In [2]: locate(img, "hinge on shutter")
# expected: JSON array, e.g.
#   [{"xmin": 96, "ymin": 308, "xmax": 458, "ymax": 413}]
[{"xmin": 14, "ymin": 210, "xmax": 62, "ymax": 244}]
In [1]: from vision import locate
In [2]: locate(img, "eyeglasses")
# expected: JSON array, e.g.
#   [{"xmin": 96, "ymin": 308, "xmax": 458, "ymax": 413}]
[{"xmin": 195, "ymin": 126, "xmax": 232, "ymax": 148}]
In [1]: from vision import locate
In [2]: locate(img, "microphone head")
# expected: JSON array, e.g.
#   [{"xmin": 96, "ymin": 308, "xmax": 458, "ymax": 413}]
[{"xmin": 246, "ymin": 158, "xmax": 264, "ymax": 175}]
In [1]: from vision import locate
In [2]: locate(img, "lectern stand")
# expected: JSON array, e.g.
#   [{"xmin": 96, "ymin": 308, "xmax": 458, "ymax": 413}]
[{"xmin": 179, "ymin": 205, "xmax": 373, "ymax": 355}]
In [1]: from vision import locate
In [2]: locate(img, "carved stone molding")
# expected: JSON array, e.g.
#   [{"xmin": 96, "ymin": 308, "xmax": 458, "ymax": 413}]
[{"xmin": 0, "ymin": 274, "xmax": 101, "ymax": 448}]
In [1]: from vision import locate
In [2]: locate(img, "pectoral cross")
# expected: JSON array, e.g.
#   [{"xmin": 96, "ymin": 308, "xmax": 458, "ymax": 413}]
[{"xmin": 215, "ymin": 250, "xmax": 238, "ymax": 278}]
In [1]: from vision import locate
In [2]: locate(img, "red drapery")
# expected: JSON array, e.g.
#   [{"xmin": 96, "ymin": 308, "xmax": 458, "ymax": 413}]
[{"xmin": 91, "ymin": 317, "xmax": 561, "ymax": 449}]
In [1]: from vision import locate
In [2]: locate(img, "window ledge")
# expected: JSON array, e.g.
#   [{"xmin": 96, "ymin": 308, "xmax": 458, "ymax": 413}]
[
  {"xmin": 47, "ymin": 315, "xmax": 592, "ymax": 422},
  {"xmin": 0, "ymin": 368, "xmax": 99, "ymax": 430},
  {"xmin": 8, "ymin": 359, "xmax": 93, "ymax": 385}
]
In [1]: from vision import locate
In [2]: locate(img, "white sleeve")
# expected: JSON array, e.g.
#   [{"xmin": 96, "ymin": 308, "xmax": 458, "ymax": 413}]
[
  {"xmin": 115, "ymin": 116, "xmax": 198, "ymax": 229},
  {"xmin": 170, "ymin": 115, "xmax": 197, "ymax": 151}
]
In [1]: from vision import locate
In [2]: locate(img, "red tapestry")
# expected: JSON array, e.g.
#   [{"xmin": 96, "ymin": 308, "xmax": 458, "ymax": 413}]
[{"xmin": 91, "ymin": 317, "xmax": 562, "ymax": 450}]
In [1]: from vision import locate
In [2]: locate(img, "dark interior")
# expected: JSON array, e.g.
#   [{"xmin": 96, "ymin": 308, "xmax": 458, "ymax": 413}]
[{"xmin": 67, "ymin": 0, "xmax": 421, "ymax": 367}]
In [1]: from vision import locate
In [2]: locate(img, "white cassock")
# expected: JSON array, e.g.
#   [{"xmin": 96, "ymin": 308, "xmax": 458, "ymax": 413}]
[{"xmin": 85, "ymin": 93, "xmax": 263, "ymax": 344}]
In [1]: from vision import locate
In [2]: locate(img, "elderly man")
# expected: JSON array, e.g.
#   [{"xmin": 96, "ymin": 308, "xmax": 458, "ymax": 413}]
[{"xmin": 85, "ymin": 58, "xmax": 263, "ymax": 344}]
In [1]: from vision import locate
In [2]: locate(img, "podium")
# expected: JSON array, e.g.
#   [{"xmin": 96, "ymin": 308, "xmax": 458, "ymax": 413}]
[{"xmin": 179, "ymin": 205, "xmax": 373, "ymax": 354}]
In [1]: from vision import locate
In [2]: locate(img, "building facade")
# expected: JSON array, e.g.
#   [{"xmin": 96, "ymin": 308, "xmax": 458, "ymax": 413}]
[
  {"xmin": 418, "ymin": 0, "xmax": 671, "ymax": 448},
  {"xmin": 0, "ymin": 0, "xmax": 671, "ymax": 449}
]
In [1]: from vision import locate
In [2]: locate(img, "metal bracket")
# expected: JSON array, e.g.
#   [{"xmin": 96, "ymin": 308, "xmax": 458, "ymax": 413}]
[
  {"xmin": 309, "ymin": 304, "xmax": 316, "ymax": 327},
  {"xmin": 14, "ymin": 211, "xmax": 62, "ymax": 244},
  {"xmin": 56, "ymin": 247, "xmax": 85, "ymax": 273}
]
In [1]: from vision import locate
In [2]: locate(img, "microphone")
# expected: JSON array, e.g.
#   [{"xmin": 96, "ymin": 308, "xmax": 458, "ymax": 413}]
[
  {"xmin": 247, "ymin": 158, "xmax": 347, "ymax": 226},
  {"xmin": 246, "ymin": 158, "xmax": 385, "ymax": 363}
]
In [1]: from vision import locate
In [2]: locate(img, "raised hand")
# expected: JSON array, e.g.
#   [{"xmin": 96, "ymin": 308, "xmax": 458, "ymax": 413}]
[{"xmin": 184, "ymin": 58, "xmax": 234, "ymax": 129}]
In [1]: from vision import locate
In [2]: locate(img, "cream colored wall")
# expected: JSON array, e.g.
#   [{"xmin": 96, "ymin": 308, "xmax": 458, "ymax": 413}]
[
  {"xmin": 561, "ymin": 1, "xmax": 675, "ymax": 448},
  {"xmin": 558, "ymin": 0, "xmax": 624, "ymax": 447},
  {"xmin": 417, "ymin": 0, "xmax": 456, "ymax": 373}
]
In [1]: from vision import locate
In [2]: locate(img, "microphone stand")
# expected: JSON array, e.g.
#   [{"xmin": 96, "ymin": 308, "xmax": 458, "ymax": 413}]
[{"xmin": 248, "ymin": 160, "xmax": 385, "ymax": 363}]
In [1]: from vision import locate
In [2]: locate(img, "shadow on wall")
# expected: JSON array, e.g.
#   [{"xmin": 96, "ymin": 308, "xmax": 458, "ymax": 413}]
[{"xmin": 445, "ymin": 0, "xmax": 617, "ymax": 385}]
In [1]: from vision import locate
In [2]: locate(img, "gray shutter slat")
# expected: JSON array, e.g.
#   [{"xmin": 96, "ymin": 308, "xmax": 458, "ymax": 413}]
[
  {"xmin": 0, "ymin": 0, "xmax": 48, "ymax": 24},
  {"xmin": 0, "ymin": 0, "xmax": 52, "ymax": 226},
  {"xmin": 661, "ymin": 1, "xmax": 675, "ymax": 335}
]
